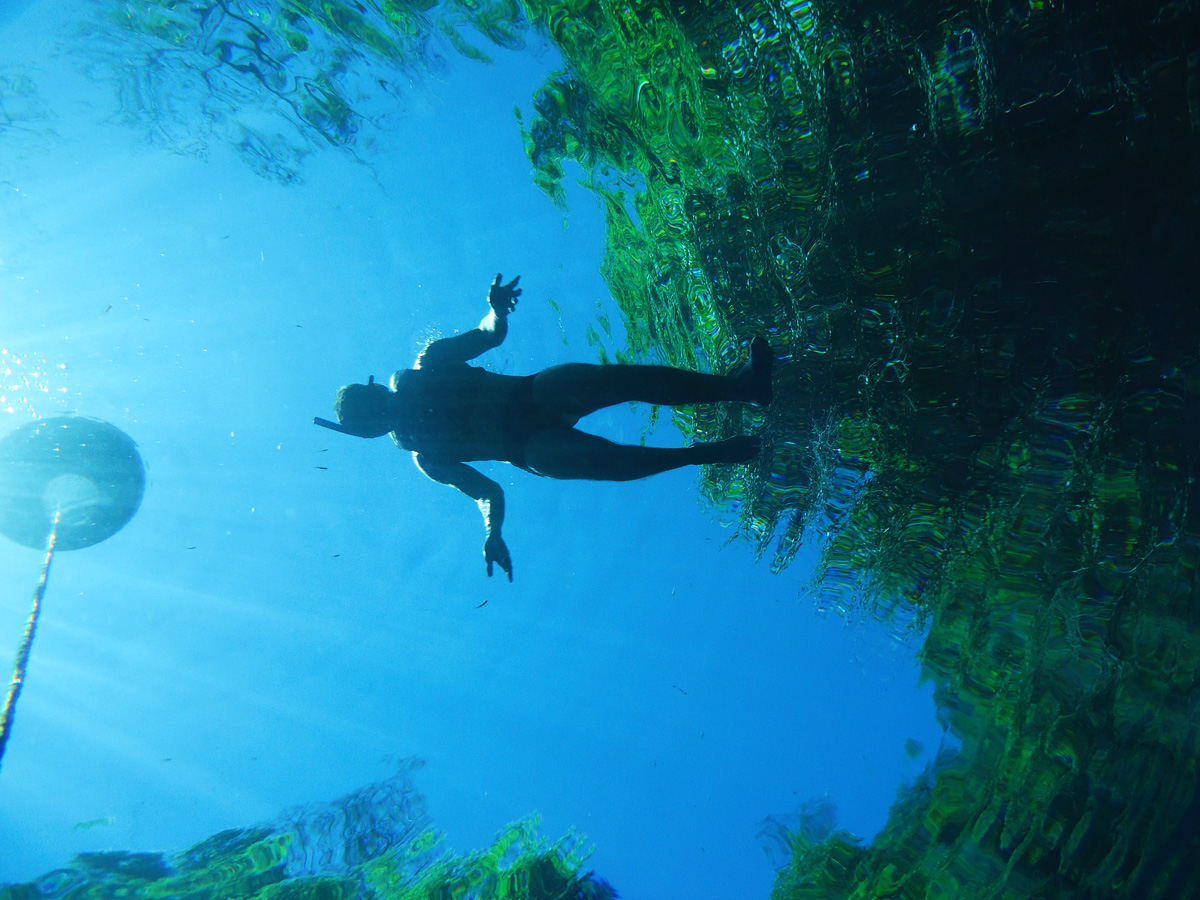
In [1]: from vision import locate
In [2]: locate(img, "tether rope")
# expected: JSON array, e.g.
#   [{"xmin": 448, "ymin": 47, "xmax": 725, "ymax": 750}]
[{"xmin": 0, "ymin": 509, "xmax": 61, "ymax": 773}]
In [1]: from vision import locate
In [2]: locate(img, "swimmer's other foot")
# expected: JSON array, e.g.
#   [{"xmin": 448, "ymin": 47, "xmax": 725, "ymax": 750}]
[
  {"xmin": 694, "ymin": 434, "xmax": 761, "ymax": 464},
  {"xmin": 733, "ymin": 336, "xmax": 774, "ymax": 407}
]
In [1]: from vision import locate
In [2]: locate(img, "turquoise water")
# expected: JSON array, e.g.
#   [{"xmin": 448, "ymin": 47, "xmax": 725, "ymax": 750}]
[{"xmin": 0, "ymin": 3, "xmax": 944, "ymax": 898}]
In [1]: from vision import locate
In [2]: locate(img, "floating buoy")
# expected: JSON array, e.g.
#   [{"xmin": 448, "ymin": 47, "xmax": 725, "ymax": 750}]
[
  {"xmin": 0, "ymin": 416, "xmax": 145, "ymax": 551},
  {"xmin": 0, "ymin": 416, "xmax": 145, "ymax": 772}
]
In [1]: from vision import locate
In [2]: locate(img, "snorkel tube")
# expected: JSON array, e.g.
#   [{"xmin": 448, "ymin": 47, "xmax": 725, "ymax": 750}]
[{"xmin": 313, "ymin": 416, "xmax": 362, "ymax": 435}]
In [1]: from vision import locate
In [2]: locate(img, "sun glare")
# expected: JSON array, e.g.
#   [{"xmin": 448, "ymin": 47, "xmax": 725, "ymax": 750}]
[{"xmin": 1, "ymin": 348, "xmax": 70, "ymax": 420}]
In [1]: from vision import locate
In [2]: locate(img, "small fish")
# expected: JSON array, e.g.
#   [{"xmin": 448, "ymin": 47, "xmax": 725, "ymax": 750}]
[
  {"xmin": 315, "ymin": 466, "xmax": 327, "ymax": 470},
  {"xmin": 475, "ymin": 600, "xmax": 488, "ymax": 608},
  {"xmin": 672, "ymin": 685, "xmax": 688, "ymax": 695},
  {"xmin": 332, "ymin": 553, "xmax": 340, "ymax": 558},
  {"xmin": 72, "ymin": 816, "xmax": 115, "ymax": 832},
  {"xmin": 101, "ymin": 304, "xmax": 112, "ymax": 314},
  {"xmin": 185, "ymin": 546, "xmax": 196, "ymax": 550}
]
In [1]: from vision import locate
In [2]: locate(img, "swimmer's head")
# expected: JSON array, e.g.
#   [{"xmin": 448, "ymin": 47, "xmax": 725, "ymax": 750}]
[{"xmin": 322, "ymin": 375, "xmax": 393, "ymax": 438}]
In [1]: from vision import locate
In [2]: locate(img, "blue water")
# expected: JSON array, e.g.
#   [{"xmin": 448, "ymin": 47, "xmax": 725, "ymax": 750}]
[{"xmin": 0, "ymin": 3, "xmax": 944, "ymax": 897}]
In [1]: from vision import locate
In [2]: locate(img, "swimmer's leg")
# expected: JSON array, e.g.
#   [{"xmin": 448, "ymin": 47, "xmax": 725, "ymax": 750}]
[
  {"xmin": 743, "ymin": 336, "xmax": 773, "ymax": 407},
  {"xmin": 523, "ymin": 428, "xmax": 759, "ymax": 481},
  {"xmin": 533, "ymin": 338, "xmax": 773, "ymax": 420}
]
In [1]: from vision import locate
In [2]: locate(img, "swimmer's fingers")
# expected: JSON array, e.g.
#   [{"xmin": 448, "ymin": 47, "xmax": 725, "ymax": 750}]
[
  {"xmin": 488, "ymin": 273, "xmax": 522, "ymax": 314},
  {"xmin": 484, "ymin": 533, "xmax": 514, "ymax": 582},
  {"xmin": 489, "ymin": 555, "xmax": 513, "ymax": 581},
  {"xmin": 489, "ymin": 273, "xmax": 504, "ymax": 310},
  {"xmin": 488, "ymin": 273, "xmax": 519, "ymax": 315}
]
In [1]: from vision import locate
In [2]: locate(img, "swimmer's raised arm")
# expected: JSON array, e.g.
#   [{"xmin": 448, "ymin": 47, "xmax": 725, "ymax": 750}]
[
  {"xmin": 413, "ymin": 452, "xmax": 513, "ymax": 582},
  {"xmin": 416, "ymin": 274, "xmax": 523, "ymax": 369}
]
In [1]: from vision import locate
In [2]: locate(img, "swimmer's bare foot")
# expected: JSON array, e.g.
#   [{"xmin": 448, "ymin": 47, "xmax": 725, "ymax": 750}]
[
  {"xmin": 733, "ymin": 337, "xmax": 774, "ymax": 407},
  {"xmin": 693, "ymin": 434, "xmax": 761, "ymax": 464}
]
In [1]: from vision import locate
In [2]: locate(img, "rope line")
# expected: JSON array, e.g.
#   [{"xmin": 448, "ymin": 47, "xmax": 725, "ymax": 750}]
[{"xmin": 0, "ymin": 510, "xmax": 60, "ymax": 773}]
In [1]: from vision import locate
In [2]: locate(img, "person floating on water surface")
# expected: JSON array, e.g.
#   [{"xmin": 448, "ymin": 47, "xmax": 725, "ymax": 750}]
[{"xmin": 315, "ymin": 275, "xmax": 773, "ymax": 582}]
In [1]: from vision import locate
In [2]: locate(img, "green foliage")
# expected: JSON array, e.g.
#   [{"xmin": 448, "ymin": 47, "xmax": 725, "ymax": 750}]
[
  {"xmin": 364, "ymin": 819, "xmax": 611, "ymax": 899},
  {"xmin": 55, "ymin": 0, "xmax": 1200, "ymax": 896},
  {"xmin": 0, "ymin": 814, "xmax": 614, "ymax": 900},
  {"xmin": 92, "ymin": 0, "xmax": 530, "ymax": 178},
  {"xmin": 516, "ymin": 0, "xmax": 1200, "ymax": 897}
]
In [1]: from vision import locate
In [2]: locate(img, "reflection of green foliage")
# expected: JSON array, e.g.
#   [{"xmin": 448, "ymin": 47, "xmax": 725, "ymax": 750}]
[
  {"xmin": 70, "ymin": 816, "xmax": 115, "ymax": 832},
  {"xmin": 0, "ymin": 769, "xmax": 615, "ymax": 900},
  {"xmin": 364, "ymin": 819, "xmax": 611, "ymax": 900},
  {"xmin": 518, "ymin": 0, "xmax": 1200, "ymax": 897},
  {"xmin": 0, "ymin": 68, "xmax": 58, "ymax": 164},
  {"xmin": 91, "ymin": 0, "xmax": 529, "ymax": 179},
  {"xmin": 0, "ymin": 70, "xmax": 50, "ymax": 130},
  {"xmin": 67, "ymin": 0, "xmax": 1200, "ymax": 894}
]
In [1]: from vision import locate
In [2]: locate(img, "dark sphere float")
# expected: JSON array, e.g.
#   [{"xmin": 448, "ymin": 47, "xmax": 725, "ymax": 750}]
[
  {"xmin": 0, "ymin": 415, "xmax": 145, "ymax": 773},
  {"xmin": 0, "ymin": 416, "xmax": 145, "ymax": 551}
]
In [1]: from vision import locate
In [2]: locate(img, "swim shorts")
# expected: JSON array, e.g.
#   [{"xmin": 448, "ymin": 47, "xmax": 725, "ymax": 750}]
[{"xmin": 502, "ymin": 375, "xmax": 566, "ymax": 474}]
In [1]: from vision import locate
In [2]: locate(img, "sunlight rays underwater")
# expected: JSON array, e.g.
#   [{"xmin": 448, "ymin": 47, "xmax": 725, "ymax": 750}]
[
  {"xmin": 1, "ymin": 3, "xmax": 940, "ymax": 898},
  {"xmin": 2, "ymin": 0, "xmax": 1197, "ymax": 898}
]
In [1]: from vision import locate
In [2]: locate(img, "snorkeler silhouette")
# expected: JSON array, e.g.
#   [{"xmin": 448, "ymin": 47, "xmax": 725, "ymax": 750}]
[{"xmin": 315, "ymin": 275, "xmax": 772, "ymax": 582}]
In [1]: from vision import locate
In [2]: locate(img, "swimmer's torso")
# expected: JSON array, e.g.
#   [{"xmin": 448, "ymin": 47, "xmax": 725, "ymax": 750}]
[{"xmin": 389, "ymin": 366, "xmax": 521, "ymax": 462}]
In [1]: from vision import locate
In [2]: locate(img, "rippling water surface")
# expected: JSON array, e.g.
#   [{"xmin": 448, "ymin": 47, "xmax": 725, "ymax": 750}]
[{"xmin": 2, "ymin": 0, "xmax": 1198, "ymax": 898}]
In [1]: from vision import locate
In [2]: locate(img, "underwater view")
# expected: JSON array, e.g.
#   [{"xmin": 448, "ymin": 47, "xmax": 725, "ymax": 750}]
[{"xmin": 1, "ymin": 0, "xmax": 1198, "ymax": 897}]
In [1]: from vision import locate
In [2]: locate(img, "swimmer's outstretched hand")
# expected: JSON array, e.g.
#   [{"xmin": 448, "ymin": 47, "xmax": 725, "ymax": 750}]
[
  {"xmin": 489, "ymin": 273, "xmax": 522, "ymax": 316},
  {"xmin": 484, "ymin": 532, "xmax": 513, "ymax": 582}
]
